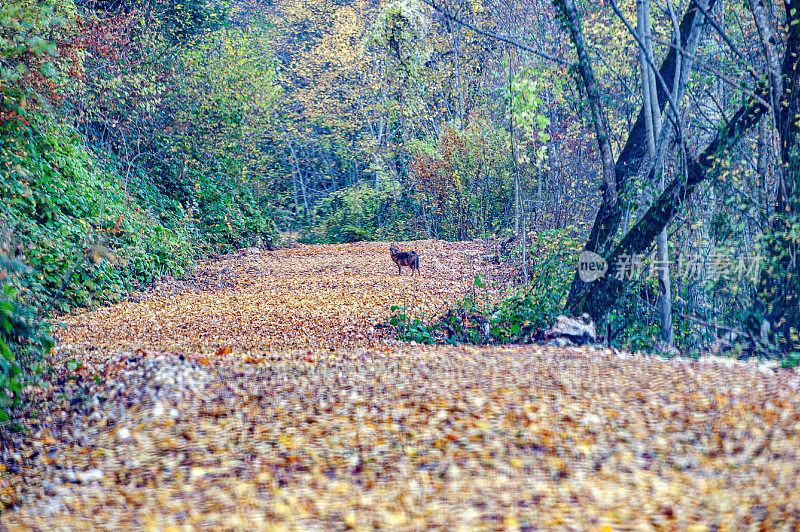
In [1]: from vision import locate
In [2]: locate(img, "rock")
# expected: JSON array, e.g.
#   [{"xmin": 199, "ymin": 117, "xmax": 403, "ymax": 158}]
[
  {"xmin": 547, "ymin": 338, "xmax": 570, "ymax": 347},
  {"xmin": 152, "ymin": 401, "xmax": 165, "ymax": 417},
  {"xmin": 169, "ymin": 408, "xmax": 180, "ymax": 419},
  {"xmin": 709, "ymin": 338, "xmax": 733, "ymax": 355},
  {"xmin": 444, "ymin": 464, "xmax": 460, "ymax": 479},
  {"xmin": 672, "ymin": 455, "xmax": 698, "ymax": 470},
  {"xmin": 116, "ymin": 427, "xmax": 131, "ymax": 441},
  {"xmin": 75, "ymin": 468, "xmax": 104, "ymax": 483},
  {"xmin": 42, "ymin": 482, "xmax": 58, "ymax": 497},
  {"xmin": 545, "ymin": 315, "xmax": 596, "ymax": 345},
  {"xmin": 39, "ymin": 496, "xmax": 65, "ymax": 516},
  {"xmin": 759, "ymin": 360, "xmax": 779, "ymax": 375},
  {"xmin": 655, "ymin": 342, "xmax": 680, "ymax": 357}
]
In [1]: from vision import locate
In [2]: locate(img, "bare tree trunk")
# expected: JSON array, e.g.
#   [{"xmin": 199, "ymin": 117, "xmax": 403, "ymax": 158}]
[
  {"xmin": 638, "ymin": 0, "xmax": 673, "ymax": 346},
  {"xmin": 288, "ymin": 141, "xmax": 308, "ymax": 219},
  {"xmin": 508, "ymin": 47, "xmax": 521, "ymax": 235},
  {"xmin": 756, "ymin": 118, "xmax": 771, "ymax": 232},
  {"xmin": 522, "ymin": 199, "xmax": 528, "ymax": 284},
  {"xmin": 554, "ymin": 0, "xmax": 618, "ymax": 255},
  {"xmin": 451, "ymin": 24, "xmax": 465, "ymax": 127}
]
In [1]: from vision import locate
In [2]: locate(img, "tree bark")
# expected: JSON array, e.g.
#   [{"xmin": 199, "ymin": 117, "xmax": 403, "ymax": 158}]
[
  {"xmin": 757, "ymin": 0, "xmax": 800, "ymax": 351},
  {"xmin": 638, "ymin": 0, "xmax": 672, "ymax": 346},
  {"xmin": 508, "ymin": 48, "xmax": 521, "ymax": 235},
  {"xmin": 566, "ymin": 0, "xmax": 714, "ymax": 309},
  {"xmin": 574, "ymin": 90, "xmax": 769, "ymax": 321},
  {"xmin": 553, "ymin": 0, "xmax": 618, "ymax": 256}
]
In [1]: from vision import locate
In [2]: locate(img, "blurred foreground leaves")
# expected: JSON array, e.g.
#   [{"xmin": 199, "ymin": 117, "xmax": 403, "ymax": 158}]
[{"xmin": 1, "ymin": 241, "xmax": 799, "ymax": 529}]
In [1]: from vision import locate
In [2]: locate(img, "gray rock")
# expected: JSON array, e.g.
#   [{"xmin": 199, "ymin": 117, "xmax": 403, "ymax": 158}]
[
  {"xmin": 75, "ymin": 468, "xmax": 104, "ymax": 483},
  {"xmin": 545, "ymin": 315, "xmax": 597, "ymax": 345},
  {"xmin": 42, "ymin": 482, "xmax": 58, "ymax": 497},
  {"xmin": 547, "ymin": 338, "xmax": 570, "ymax": 347},
  {"xmin": 116, "ymin": 427, "xmax": 131, "ymax": 441},
  {"xmin": 708, "ymin": 338, "xmax": 733, "ymax": 355}
]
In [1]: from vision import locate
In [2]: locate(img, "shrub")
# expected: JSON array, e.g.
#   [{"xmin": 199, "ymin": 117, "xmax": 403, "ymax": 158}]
[
  {"xmin": 389, "ymin": 228, "xmax": 580, "ymax": 345},
  {"xmin": 1, "ymin": 120, "xmax": 197, "ymax": 312},
  {"xmin": 0, "ymin": 248, "xmax": 52, "ymax": 422},
  {"xmin": 303, "ymin": 181, "xmax": 414, "ymax": 244}
]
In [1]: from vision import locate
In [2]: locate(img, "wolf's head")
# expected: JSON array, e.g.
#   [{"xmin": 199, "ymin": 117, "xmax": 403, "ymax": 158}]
[{"xmin": 389, "ymin": 244, "xmax": 399, "ymax": 256}]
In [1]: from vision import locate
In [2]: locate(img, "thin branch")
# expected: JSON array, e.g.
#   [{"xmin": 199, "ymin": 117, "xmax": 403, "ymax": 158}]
[
  {"xmin": 655, "ymin": 36, "xmax": 772, "ymax": 110},
  {"xmin": 591, "ymin": 45, "xmax": 638, "ymax": 99},
  {"xmin": 420, "ymin": 0, "xmax": 572, "ymax": 66},
  {"xmin": 693, "ymin": 0, "xmax": 760, "ymax": 82},
  {"xmin": 608, "ymin": 0, "xmax": 683, "ymax": 133}
]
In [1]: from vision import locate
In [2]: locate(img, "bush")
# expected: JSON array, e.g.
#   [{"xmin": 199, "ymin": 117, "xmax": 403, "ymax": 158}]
[
  {"xmin": 389, "ymin": 228, "xmax": 580, "ymax": 345},
  {"xmin": 302, "ymin": 181, "xmax": 414, "ymax": 244},
  {"xmin": 389, "ymin": 304, "xmax": 436, "ymax": 344},
  {"xmin": 0, "ymin": 248, "xmax": 52, "ymax": 422},
  {"xmin": 487, "ymin": 229, "xmax": 579, "ymax": 342},
  {"xmin": 1, "ymin": 120, "xmax": 198, "ymax": 312}
]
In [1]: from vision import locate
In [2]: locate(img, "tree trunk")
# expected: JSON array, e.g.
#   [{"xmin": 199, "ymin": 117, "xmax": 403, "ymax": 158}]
[
  {"xmin": 554, "ymin": 0, "xmax": 618, "ymax": 264},
  {"xmin": 756, "ymin": 118, "xmax": 771, "ymax": 233},
  {"xmin": 574, "ymin": 91, "xmax": 770, "ymax": 322},
  {"xmin": 757, "ymin": 1, "xmax": 800, "ymax": 352},
  {"xmin": 566, "ymin": 0, "xmax": 715, "ymax": 309},
  {"xmin": 638, "ymin": 0, "xmax": 672, "ymax": 346},
  {"xmin": 508, "ymin": 47, "xmax": 521, "ymax": 235}
]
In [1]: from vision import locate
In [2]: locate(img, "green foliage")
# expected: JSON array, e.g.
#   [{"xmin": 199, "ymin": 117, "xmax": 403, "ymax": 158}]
[
  {"xmin": 0, "ymin": 0, "xmax": 74, "ymax": 113},
  {"xmin": 440, "ymin": 293, "xmax": 489, "ymax": 345},
  {"xmin": 303, "ymin": 181, "xmax": 414, "ymax": 243},
  {"xmin": 156, "ymin": 0, "xmax": 227, "ymax": 43},
  {"xmin": 489, "ymin": 286, "xmax": 561, "ymax": 343},
  {"xmin": 483, "ymin": 230, "xmax": 577, "ymax": 342},
  {"xmin": 372, "ymin": 0, "xmax": 431, "ymax": 77},
  {"xmin": 193, "ymin": 170, "xmax": 277, "ymax": 252},
  {"xmin": 0, "ymin": 0, "xmax": 275, "ymax": 423},
  {"xmin": 1, "ymin": 0, "xmax": 280, "ymax": 314},
  {"xmin": 759, "ymin": 213, "xmax": 800, "ymax": 354},
  {"xmin": 782, "ymin": 351, "xmax": 800, "ymax": 368},
  {"xmin": 508, "ymin": 65, "xmax": 554, "ymax": 167},
  {"xmin": 391, "ymin": 229, "xmax": 580, "ymax": 346},
  {"xmin": 1, "ymin": 120, "xmax": 197, "ymax": 312},
  {"xmin": 389, "ymin": 304, "xmax": 435, "ymax": 344},
  {"xmin": 602, "ymin": 286, "xmax": 660, "ymax": 352},
  {"xmin": 0, "ymin": 249, "xmax": 53, "ymax": 422}
]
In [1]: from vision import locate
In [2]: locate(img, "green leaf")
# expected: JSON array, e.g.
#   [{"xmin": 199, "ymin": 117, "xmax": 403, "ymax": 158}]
[{"xmin": 0, "ymin": 340, "xmax": 13, "ymax": 361}]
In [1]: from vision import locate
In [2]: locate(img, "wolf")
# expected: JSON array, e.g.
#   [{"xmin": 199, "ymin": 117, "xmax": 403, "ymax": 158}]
[{"xmin": 390, "ymin": 244, "xmax": 419, "ymax": 276}]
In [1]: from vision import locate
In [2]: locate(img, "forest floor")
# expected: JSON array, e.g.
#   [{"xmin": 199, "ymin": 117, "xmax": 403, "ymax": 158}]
[{"xmin": 1, "ymin": 240, "xmax": 800, "ymax": 530}]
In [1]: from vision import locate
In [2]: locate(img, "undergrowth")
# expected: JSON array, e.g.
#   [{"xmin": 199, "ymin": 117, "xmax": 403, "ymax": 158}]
[
  {"xmin": 0, "ymin": 115, "xmax": 277, "ymax": 420},
  {"xmin": 389, "ymin": 229, "xmax": 578, "ymax": 345}
]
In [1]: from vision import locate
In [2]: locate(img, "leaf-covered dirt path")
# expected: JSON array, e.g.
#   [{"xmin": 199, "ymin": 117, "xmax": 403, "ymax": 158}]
[
  {"xmin": 56, "ymin": 240, "xmax": 502, "ymax": 352},
  {"xmin": 2, "ymin": 241, "xmax": 800, "ymax": 530}
]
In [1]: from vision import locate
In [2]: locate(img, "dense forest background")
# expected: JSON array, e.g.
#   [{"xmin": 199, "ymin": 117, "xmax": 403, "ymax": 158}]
[{"xmin": 1, "ymin": 0, "xmax": 798, "ymax": 416}]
